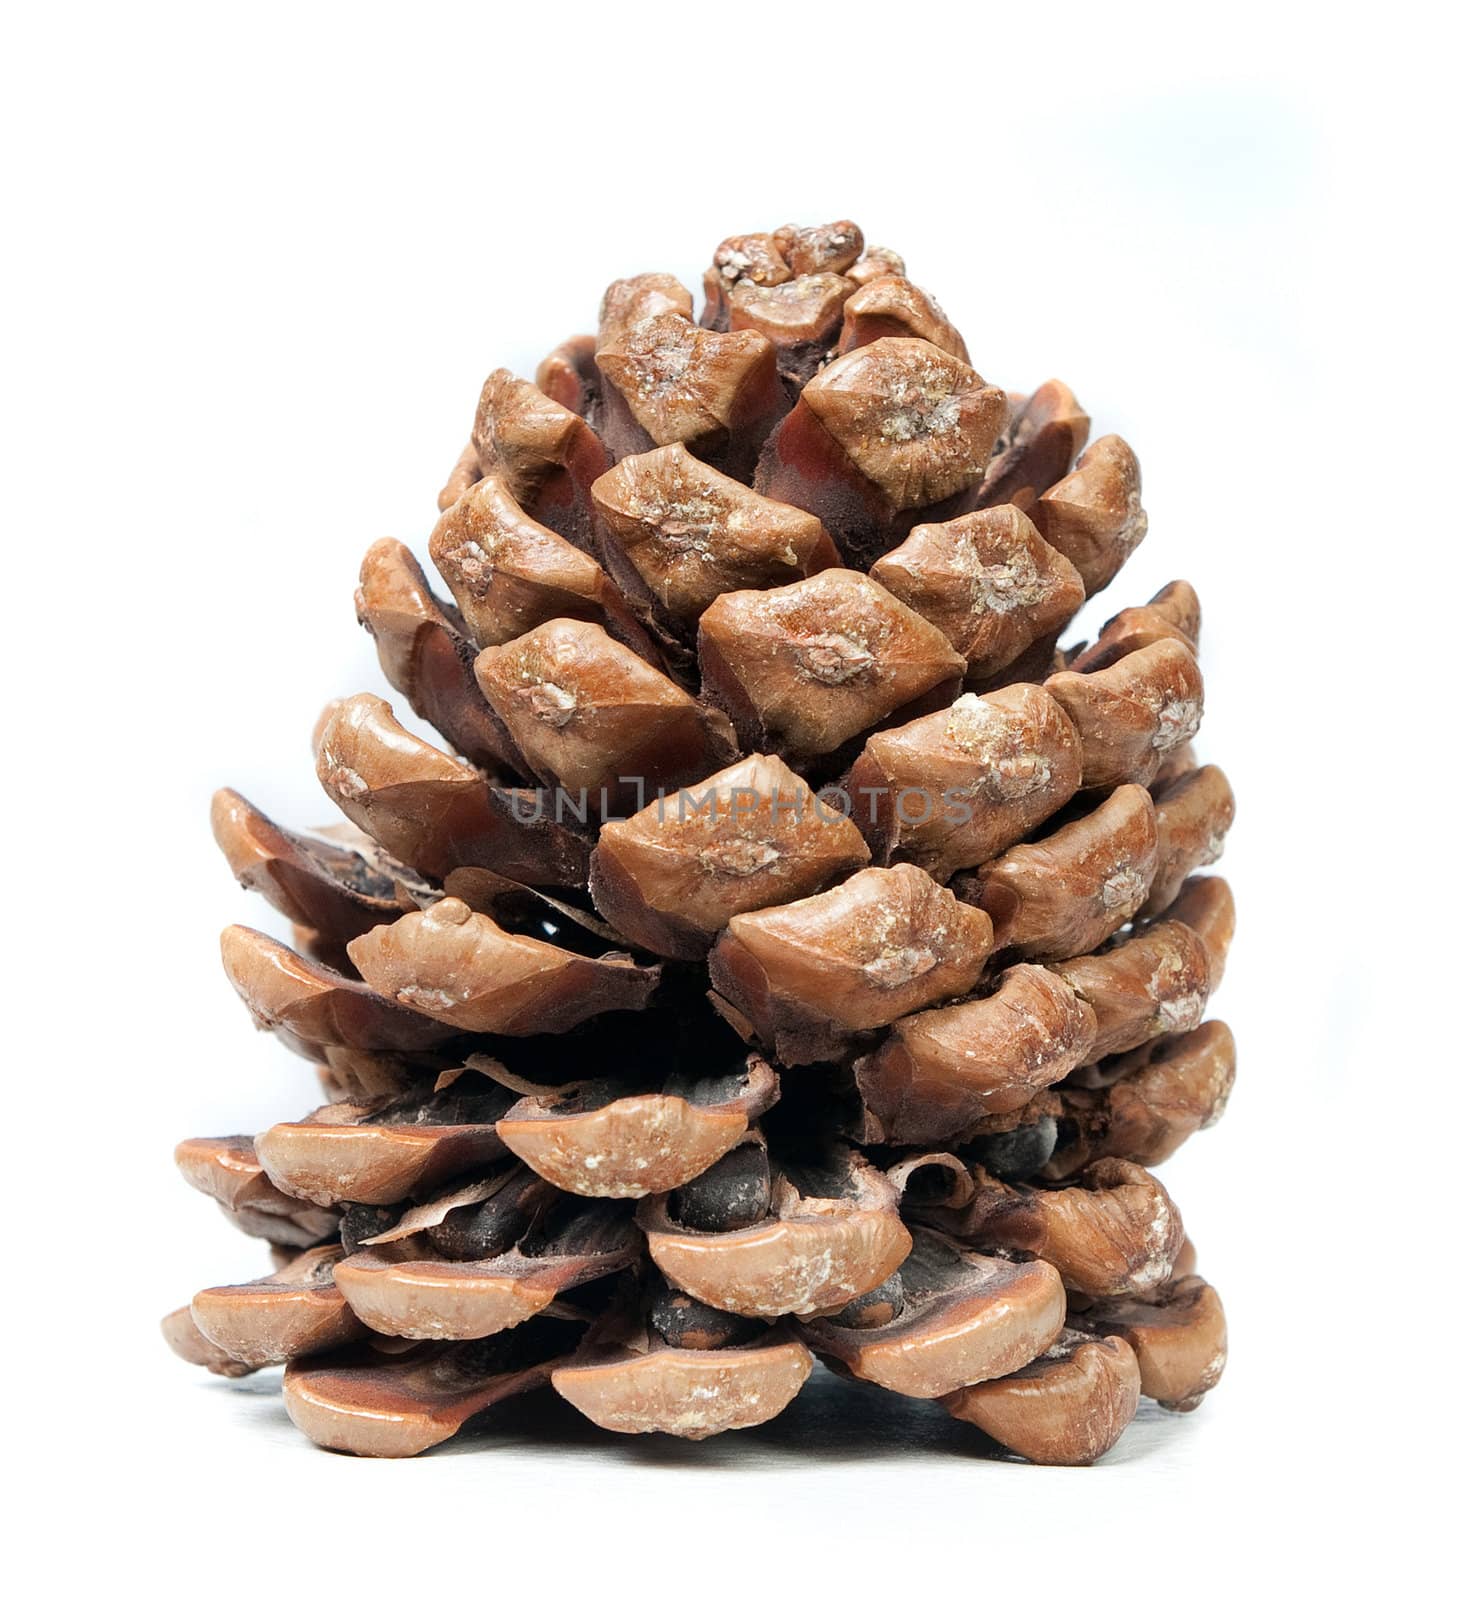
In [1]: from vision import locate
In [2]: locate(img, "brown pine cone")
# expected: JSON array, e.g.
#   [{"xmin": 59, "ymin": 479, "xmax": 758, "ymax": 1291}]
[{"xmin": 168, "ymin": 218, "xmax": 1234, "ymax": 1465}]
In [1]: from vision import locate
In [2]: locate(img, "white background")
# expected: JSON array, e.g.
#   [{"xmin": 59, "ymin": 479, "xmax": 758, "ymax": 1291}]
[{"xmin": 3, "ymin": 2, "xmax": 1467, "ymax": 1592}]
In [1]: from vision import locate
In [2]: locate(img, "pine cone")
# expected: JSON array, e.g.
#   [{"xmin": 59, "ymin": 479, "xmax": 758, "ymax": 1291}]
[{"xmin": 167, "ymin": 220, "xmax": 1234, "ymax": 1464}]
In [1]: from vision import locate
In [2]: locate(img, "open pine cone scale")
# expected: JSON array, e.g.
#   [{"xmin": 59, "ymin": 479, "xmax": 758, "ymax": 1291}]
[{"xmin": 167, "ymin": 220, "xmax": 1235, "ymax": 1465}]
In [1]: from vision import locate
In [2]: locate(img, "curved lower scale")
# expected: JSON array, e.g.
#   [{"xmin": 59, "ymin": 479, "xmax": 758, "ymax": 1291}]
[
  {"xmin": 284, "ymin": 1321, "xmax": 582, "ymax": 1457},
  {"xmin": 553, "ymin": 1331, "xmax": 813, "ymax": 1439},
  {"xmin": 943, "ymin": 1328, "xmax": 1141, "ymax": 1465},
  {"xmin": 497, "ymin": 1059, "xmax": 778, "ymax": 1199},
  {"xmin": 160, "ymin": 1305, "xmax": 259, "ymax": 1379},
  {"xmin": 803, "ymin": 1233, "xmax": 1065, "ymax": 1399},
  {"xmin": 335, "ymin": 1206, "xmax": 638, "ymax": 1340},
  {"xmin": 641, "ymin": 1151, "xmax": 911, "ymax": 1319},
  {"xmin": 190, "ymin": 1246, "xmax": 364, "ymax": 1367},
  {"xmin": 1081, "ymin": 1275, "xmax": 1227, "ymax": 1412}
]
